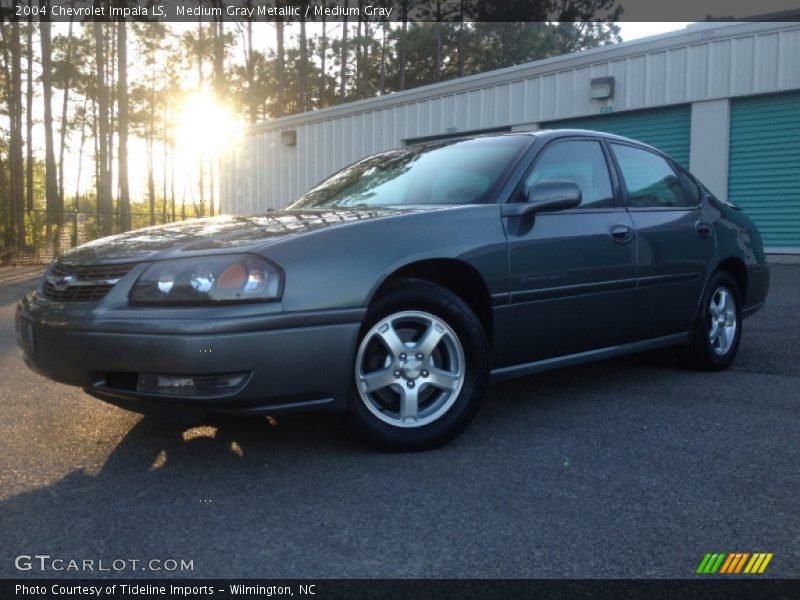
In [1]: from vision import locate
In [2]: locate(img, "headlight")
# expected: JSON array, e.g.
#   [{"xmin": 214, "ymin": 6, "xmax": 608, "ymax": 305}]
[{"xmin": 129, "ymin": 254, "xmax": 283, "ymax": 305}]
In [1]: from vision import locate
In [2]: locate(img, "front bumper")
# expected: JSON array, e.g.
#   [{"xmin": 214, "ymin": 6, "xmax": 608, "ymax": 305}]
[{"xmin": 16, "ymin": 297, "xmax": 364, "ymax": 415}]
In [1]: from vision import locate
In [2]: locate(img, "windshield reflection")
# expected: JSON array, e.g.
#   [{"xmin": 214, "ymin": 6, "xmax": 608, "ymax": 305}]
[{"xmin": 290, "ymin": 135, "xmax": 530, "ymax": 209}]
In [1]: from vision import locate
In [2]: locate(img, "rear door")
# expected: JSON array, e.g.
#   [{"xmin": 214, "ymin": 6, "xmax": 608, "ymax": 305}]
[
  {"xmin": 494, "ymin": 137, "xmax": 638, "ymax": 368},
  {"xmin": 607, "ymin": 142, "xmax": 716, "ymax": 339}
]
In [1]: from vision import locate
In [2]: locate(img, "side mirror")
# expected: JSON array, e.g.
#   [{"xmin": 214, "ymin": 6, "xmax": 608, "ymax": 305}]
[{"xmin": 502, "ymin": 179, "xmax": 582, "ymax": 217}]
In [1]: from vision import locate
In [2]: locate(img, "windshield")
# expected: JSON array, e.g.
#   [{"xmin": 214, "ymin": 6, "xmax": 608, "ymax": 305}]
[{"xmin": 289, "ymin": 135, "xmax": 530, "ymax": 209}]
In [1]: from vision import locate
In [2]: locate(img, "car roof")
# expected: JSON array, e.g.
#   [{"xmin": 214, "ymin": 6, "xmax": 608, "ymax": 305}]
[
  {"xmin": 405, "ymin": 129, "xmax": 669, "ymax": 162},
  {"xmin": 536, "ymin": 128, "xmax": 660, "ymax": 149}
]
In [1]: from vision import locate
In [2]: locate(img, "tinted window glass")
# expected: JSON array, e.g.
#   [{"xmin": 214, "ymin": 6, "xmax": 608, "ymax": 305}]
[
  {"xmin": 430, "ymin": 169, "xmax": 491, "ymax": 203},
  {"xmin": 524, "ymin": 140, "xmax": 614, "ymax": 208},
  {"xmin": 676, "ymin": 168, "xmax": 701, "ymax": 206},
  {"xmin": 611, "ymin": 144, "xmax": 688, "ymax": 208},
  {"xmin": 290, "ymin": 136, "xmax": 529, "ymax": 208}
]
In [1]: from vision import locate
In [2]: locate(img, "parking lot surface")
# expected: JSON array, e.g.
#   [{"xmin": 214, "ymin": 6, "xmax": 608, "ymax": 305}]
[{"xmin": 0, "ymin": 264, "xmax": 798, "ymax": 578}]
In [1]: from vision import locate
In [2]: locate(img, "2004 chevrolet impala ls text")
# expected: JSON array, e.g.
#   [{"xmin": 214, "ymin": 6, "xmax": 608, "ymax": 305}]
[{"xmin": 16, "ymin": 131, "xmax": 770, "ymax": 450}]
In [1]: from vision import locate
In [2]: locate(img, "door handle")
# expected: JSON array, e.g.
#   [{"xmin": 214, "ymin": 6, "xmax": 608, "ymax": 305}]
[
  {"xmin": 610, "ymin": 224, "xmax": 634, "ymax": 244},
  {"xmin": 695, "ymin": 221, "xmax": 713, "ymax": 238}
]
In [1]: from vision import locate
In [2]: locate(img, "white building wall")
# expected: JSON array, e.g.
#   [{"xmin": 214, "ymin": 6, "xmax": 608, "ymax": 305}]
[
  {"xmin": 690, "ymin": 99, "xmax": 731, "ymax": 201},
  {"xmin": 221, "ymin": 22, "xmax": 800, "ymax": 215}
]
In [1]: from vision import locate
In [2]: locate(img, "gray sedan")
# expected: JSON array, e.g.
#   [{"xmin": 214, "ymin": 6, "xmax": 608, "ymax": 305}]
[{"xmin": 16, "ymin": 131, "xmax": 770, "ymax": 450}]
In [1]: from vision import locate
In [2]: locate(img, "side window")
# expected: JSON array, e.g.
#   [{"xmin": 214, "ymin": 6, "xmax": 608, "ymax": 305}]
[
  {"xmin": 524, "ymin": 140, "xmax": 615, "ymax": 208},
  {"xmin": 610, "ymin": 143, "xmax": 688, "ymax": 208},
  {"xmin": 675, "ymin": 168, "xmax": 702, "ymax": 206}
]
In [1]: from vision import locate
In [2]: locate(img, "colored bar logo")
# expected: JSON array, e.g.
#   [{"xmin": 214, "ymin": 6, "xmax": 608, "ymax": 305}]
[{"xmin": 696, "ymin": 553, "xmax": 773, "ymax": 574}]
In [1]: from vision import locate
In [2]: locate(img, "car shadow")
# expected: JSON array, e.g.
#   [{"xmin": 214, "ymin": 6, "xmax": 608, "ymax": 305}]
[
  {"xmin": 0, "ymin": 345, "xmax": 685, "ymax": 578},
  {"xmin": 0, "ymin": 409, "xmax": 371, "ymax": 578}
]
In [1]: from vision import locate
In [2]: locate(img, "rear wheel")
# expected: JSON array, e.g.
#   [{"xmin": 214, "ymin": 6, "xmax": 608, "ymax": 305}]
[
  {"xmin": 347, "ymin": 279, "xmax": 489, "ymax": 451},
  {"xmin": 679, "ymin": 271, "xmax": 742, "ymax": 371}
]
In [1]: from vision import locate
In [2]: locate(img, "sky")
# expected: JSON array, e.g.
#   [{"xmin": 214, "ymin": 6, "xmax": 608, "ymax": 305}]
[{"xmin": 618, "ymin": 22, "xmax": 692, "ymax": 40}]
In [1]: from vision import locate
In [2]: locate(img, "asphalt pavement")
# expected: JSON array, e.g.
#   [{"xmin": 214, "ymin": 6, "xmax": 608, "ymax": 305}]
[{"xmin": 0, "ymin": 264, "xmax": 798, "ymax": 579}]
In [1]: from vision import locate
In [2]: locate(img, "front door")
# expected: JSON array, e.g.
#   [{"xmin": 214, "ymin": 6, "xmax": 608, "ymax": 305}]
[{"xmin": 494, "ymin": 138, "xmax": 638, "ymax": 368}]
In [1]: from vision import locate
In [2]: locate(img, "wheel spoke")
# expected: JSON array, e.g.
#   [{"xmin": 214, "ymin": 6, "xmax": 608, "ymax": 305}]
[
  {"xmin": 721, "ymin": 325, "xmax": 734, "ymax": 351},
  {"xmin": 415, "ymin": 322, "xmax": 446, "ymax": 357},
  {"xmin": 376, "ymin": 322, "xmax": 407, "ymax": 357},
  {"xmin": 360, "ymin": 368, "xmax": 397, "ymax": 394},
  {"xmin": 718, "ymin": 289, "xmax": 729, "ymax": 313},
  {"xmin": 426, "ymin": 367, "xmax": 460, "ymax": 392},
  {"xmin": 709, "ymin": 321, "xmax": 720, "ymax": 343},
  {"xmin": 399, "ymin": 386, "xmax": 419, "ymax": 421},
  {"xmin": 709, "ymin": 297, "xmax": 721, "ymax": 318}
]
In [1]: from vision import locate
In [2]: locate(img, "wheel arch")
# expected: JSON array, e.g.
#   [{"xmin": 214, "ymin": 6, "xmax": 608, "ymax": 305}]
[
  {"xmin": 370, "ymin": 259, "xmax": 494, "ymax": 343},
  {"xmin": 716, "ymin": 256, "xmax": 748, "ymax": 304}
]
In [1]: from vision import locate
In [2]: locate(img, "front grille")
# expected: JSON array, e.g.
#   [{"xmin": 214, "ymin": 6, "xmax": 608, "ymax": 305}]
[{"xmin": 41, "ymin": 262, "xmax": 136, "ymax": 302}]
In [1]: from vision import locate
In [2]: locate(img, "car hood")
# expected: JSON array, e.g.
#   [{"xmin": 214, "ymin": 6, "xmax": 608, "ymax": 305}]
[{"xmin": 58, "ymin": 208, "xmax": 418, "ymax": 265}]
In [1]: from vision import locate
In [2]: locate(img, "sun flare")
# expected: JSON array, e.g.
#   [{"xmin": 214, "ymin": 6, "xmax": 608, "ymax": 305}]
[{"xmin": 173, "ymin": 91, "xmax": 245, "ymax": 159}]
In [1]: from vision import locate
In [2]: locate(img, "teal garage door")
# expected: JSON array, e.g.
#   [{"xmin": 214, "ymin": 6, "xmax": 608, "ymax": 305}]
[
  {"xmin": 729, "ymin": 92, "xmax": 800, "ymax": 251},
  {"xmin": 544, "ymin": 105, "xmax": 692, "ymax": 167}
]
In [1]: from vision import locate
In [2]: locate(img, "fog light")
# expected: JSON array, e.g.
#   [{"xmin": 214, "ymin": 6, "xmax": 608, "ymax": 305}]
[{"xmin": 137, "ymin": 372, "xmax": 249, "ymax": 397}]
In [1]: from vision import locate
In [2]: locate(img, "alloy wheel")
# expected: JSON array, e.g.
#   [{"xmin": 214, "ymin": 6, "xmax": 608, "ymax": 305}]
[
  {"xmin": 355, "ymin": 310, "xmax": 465, "ymax": 428},
  {"xmin": 708, "ymin": 286, "xmax": 737, "ymax": 356}
]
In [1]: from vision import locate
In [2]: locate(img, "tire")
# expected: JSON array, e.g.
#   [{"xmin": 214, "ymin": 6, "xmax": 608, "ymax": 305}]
[
  {"xmin": 679, "ymin": 271, "xmax": 742, "ymax": 371},
  {"xmin": 347, "ymin": 278, "xmax": 490, "ymax": 451}
]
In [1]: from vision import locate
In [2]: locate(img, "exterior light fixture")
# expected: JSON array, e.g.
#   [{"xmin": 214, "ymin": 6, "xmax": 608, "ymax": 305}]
[
  {"xmin": 590, "ymin": 76, "xmax": 615, "ymax": 100},
  {"xmin": 281, "ymin": 129, "xmax": 297, "ymax": 146}
]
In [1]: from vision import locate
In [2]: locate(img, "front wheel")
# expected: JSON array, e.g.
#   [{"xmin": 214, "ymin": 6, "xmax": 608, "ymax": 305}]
[
  {"xmin": 347, "ymin": 279, "xmax": 489, "ymax": 451},
  {"xmin": 679, "ymin": 271, "xmax": 742, "ymax": 371}
]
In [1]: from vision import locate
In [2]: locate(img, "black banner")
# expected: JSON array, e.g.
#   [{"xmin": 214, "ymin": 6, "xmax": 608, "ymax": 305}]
[
  {"xmin": 1, "ymin": 0, "xmax": 799, "ymax": 23},
  {"xmin": 3, "ymin": 579, "xmax": 800, "ymax": 600}
]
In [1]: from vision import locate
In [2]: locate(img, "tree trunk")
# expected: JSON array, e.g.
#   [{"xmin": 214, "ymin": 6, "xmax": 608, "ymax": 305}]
[
  {"xmin": 117, "ymin": 19, "xmax": 131, "ymax": 231},
  {"xmin": 457, "ymin": 0, "xmax": 465, "ymax": 77},
  {"xmin": 212, "ymin": 7, "xmax": 225, "ymax": 98},
  {"xmin": 398, "ymin": 3, "xmax": 408, "ymax": 91},
  {"xmin": 361, "ymin": 9, "xmax": 370, "ymax": 97},
  {"xmin": 147, "ymin": 132, "xmax": 155, "ymax": 225},
  {"xmin": 0, "ymin": 148, "xmax": 9, "ymax": 250},
  {"xmin": 379, "ymin": 22, "xmax": 386, "ymax": 94},
  {"xmin": 434, "ymin": 0, "xmax": 442, "ymax": 83},
  {"xmin": 147, "ymin": 73, "xmax": 156, "ymax": 225},
  {"xmin": 208, "ymin": 156, "xmax": 215, "ymax": 217},
  {"xmin": 57, "ymin": 14, "xmax": 74, "ymax": 216},
  {"xmin": 245, "ymin": 5, "xmax": 256, "ymax": 123},
  {"xmin": 41, "ymin": 13, "xmax": 60, "ymax": 238},
  {"xmin": 93, "ymin": 22, "xmax": 113, "ymax": 236},
  {"xmin": 319, "ymin": 12, "xmax": 327, "ymax": 106},
  {"xmin": 339, "ymin": 4, "xmax": 349, "ymax": 100},
  {"xmin": 197, "ymin": 164, "xmax": 205, "ymax": 218},
  {"xmin": 107, "ymin": 24, "xmax": 115, "ymax": 203},
  {"xmin": 355, "ymin": 4, "xmax": 362, "ymax": 98},
  {"xmin": 170, "ymin": 139, "xmax": 176, "ymax": 222},
  {"xmin": 162, "ymin": 121, "xmax": 168, "ymax": 221},
  {"xmin": 9, "ymin": 20, "xmax": 26, "ymax": 248},
  {"xmin": 74, "ymin": 97, "xmax": 88, "ymax": 211},
  {"xmin": 25, "ymin": 18, "xmax": 33, "ymax": 216},
  {"xmin": 299, "ymin": 17, "xmax": 309, "ymax": 111},
  {"xmin": 197, "ymin": 17, "xmax": 204, "ymax": 84},
  {"xmin": 276, "ymin": 17, "xmax": 285, "ymax": 116},
  {"xmin": 92, "ymin": 99, "xmax": 99, "ymax": 223}
]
